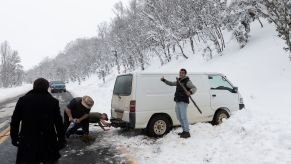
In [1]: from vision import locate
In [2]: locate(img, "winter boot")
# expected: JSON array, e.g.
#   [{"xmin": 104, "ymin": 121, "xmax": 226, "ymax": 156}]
[
  {"xmin": 180, "ymin": 132, "xmax": 190, "ymax": 138},
  {"xmin": 178, "ymin": 131, "xmax": 186, "ymax": 135},
  {"xmin": 65, "ymin": 131, "xmax": 71, "ymax": 138}
]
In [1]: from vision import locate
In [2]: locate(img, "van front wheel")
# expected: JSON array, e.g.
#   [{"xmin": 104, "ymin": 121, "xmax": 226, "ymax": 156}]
[
  {"xmin": 212, "ymin": 110, "xmax": 230, "ymax": 125},
  {"xmin": 147, "ymin": 115, "xmax": 171, "ymax": 137}
]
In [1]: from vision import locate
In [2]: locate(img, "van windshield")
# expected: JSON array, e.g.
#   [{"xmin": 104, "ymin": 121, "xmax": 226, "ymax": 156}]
[
  {"xmin": 113, "ymin": 74, "xmax": 132, "ymax": 96},
  {"xmin": 209, "ymin": 75, "xmax": 233, "ymax": 92}
]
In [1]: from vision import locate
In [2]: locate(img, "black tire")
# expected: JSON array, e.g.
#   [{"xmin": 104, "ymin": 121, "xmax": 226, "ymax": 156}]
[
  {"xmin": 147, "ymin": 115, "xmax": 171, "ymax": 137},
  {"xmin": 212, "ymin": 110, "xmax": 230, "ymax": 125}
]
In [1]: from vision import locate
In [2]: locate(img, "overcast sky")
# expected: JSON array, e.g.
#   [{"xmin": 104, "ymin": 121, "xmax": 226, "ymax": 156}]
[{"xmin": 0, "ymin": 0, "xmax": 129, "ymax": 70}]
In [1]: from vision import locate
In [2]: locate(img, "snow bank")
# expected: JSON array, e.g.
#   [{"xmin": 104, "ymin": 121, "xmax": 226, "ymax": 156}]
[
  {"xmin": 0, "ymin": 84, "xmax": 31, "ymax": 103},
  {"xmin": 0, "ymin": 7, "xmax": 287, "ymax": 163},
  {"xmin": 67, "ymin": 20, "xmax": 291, "ymax": 164}
]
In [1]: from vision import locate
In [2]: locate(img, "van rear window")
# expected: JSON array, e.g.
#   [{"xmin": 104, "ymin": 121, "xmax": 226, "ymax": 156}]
[{"xmin": 113, "ymin": 75, "xmax": 133, "ymax": 96}]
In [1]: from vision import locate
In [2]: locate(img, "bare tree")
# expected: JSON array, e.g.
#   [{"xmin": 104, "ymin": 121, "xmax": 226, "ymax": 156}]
[
  {"xmin": 0, "ymin": 41, "xmax": 24, "ymax": 87},
  {"xmin": 254, "ymin": 0, "xmax": 291, "ymax": 59}
]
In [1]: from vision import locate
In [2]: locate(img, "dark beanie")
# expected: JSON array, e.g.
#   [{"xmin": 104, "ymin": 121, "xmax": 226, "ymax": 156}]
[
  {"xmin": 180, "ymin": 68, "xmax": 187, "ymax": 74},
  {"xmin": 33, "ymin": 78, "xmax": 49, "ymax": 91}
]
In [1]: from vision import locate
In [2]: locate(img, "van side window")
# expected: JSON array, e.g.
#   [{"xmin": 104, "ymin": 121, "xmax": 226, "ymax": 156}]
[
  {"xmin": 209, "ymin": 75, "xmax": 233, "ymax": 92},
  {"xmin": 113, "ymin": 75, "xmax": 133, "ymax": 96}
]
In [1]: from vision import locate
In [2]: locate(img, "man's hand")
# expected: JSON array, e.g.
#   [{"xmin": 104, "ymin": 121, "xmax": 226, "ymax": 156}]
[
  {"xmin": 12, "ymin": 140, "xmax": 19, "ymax": 147},
  {"xmin": 161, "ymin": 76, "xmax": 165, "ymax": 82},
  {"xmin": 69, "ymin": 117, "xmax": 74, "ymax": 122},
  {"xmin": 75, "ymin": 118, "xmax": 81, "ymax": 123},
  {"xmin": 186, "ymin": 91, "xmax": 191, "ymax": 96}
]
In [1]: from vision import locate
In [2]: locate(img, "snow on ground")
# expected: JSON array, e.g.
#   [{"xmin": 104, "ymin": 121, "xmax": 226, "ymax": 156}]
[
  {"xmin": 1, "ymin": 20, "xmax": 290, "ymax": 163},
  {"xmin": 0, "ymin": 84, "xmax": 31, "ymax": 103},
  {"xmin": 65, "ymin": 20, "xmax": 291, "ymax": 164}
]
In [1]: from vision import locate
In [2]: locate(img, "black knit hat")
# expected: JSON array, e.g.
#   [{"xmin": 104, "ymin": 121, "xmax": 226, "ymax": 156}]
[{"xmin": 180, "ymin": 68, "xmax": 187, "ymax": 74}]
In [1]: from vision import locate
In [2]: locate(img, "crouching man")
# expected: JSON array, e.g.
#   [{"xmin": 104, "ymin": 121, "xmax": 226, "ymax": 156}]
[{"xmin": 64, "ymin": 96, "xmax": 94, "ymax": 138}]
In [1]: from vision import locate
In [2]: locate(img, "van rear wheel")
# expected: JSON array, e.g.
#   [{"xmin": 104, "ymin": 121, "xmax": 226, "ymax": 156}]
[
  {"xmin": 147, "ymin": 115, "xmax": 171, "ymax": 137},
  {"xmin": 212, "ymin": 110, "xmax": 230, "ymax": 125}
]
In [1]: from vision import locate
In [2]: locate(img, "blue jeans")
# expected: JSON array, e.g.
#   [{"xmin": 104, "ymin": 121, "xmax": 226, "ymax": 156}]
[
  {"xmin": 175, "ymin": 102, "xmax": 189, "ymax": 132},
  {"xmin": 64, "ymin": 112, "xmax": 89, "ymax": 135},
  {"xmin": 66, "ymin": 122, "xmax": 87, "ymax": 136}
]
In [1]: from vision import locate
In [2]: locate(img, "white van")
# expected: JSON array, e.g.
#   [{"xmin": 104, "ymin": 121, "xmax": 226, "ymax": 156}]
[{"xmin": 110, "ymin": 72, "xmax": 244, "ymax": 137}]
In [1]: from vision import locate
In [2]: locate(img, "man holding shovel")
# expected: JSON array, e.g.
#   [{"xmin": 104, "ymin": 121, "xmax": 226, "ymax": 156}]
[{"xmin": 161, "ymin": 68, "xmax": 197, "ymax": 138}]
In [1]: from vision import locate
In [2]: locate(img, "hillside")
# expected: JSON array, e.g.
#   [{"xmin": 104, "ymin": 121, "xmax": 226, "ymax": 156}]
[
  {"xmin": 1, "ymin": 19, "xmax": 290, "ymax": 163},
  {"xmin": 66, "ymin": 20, "xmax": 291, "ymax": 164}
]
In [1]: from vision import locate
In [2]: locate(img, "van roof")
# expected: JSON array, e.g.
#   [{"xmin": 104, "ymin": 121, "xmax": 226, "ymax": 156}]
[{"xmin": 118, "ymin": 72, "xmax": 224, "ymax": 76}]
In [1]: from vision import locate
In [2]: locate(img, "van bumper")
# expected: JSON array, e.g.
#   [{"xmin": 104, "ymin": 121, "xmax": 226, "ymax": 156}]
[
  {"xmin": 110, "ymin": 113, "xmax": 135, "ymax": 128},
  {"xmin": 110, "ymin": 118, "xmax": 134, "ymax": 129},
  {"xmin": 110, "ymin": 118, "xmax": 135, "ymax": 128},
  {"xmin": 110, "ymin": 118, "xmax": 128, "ymax": 128},
  {"xmin": 239, "ymin": 104, "xmax": 245, "ymax": 110}
]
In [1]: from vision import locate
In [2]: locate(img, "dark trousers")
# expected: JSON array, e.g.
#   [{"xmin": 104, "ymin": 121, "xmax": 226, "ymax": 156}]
[{"xmin": 64, "ymin": 113, "xmax": 89, "ymax": 135}]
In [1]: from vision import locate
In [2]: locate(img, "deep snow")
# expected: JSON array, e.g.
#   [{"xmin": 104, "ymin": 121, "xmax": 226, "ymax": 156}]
[
  {"xmin": 1, "ymin": 20, "xmax": 291, "ymax": 164},
  {"xmin": 67, "ymin": 20, "xmax": 291, "ymax": 164}
]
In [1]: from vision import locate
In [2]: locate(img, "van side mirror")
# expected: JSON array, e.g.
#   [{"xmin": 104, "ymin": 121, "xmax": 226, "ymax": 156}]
[{"xmin": 232, "ymin": 87, "xmax": 238, "ymax": 93}]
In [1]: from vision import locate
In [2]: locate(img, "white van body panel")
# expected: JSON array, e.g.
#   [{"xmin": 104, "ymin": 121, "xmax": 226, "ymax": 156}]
[
  {"xmin": 210, "ymin": 90, "xmax": 239, "ymax": 112},
  {"xmin": 111, "ymin": 72, "xmax": 242, "ymax": 129},
  {"xmin": 135, "ymin": 73, "xmax": 214, "ymax": 128}
]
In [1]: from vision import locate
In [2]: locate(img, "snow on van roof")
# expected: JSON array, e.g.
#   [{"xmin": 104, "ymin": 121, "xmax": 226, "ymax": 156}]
[{"xmin": 118, "ymin": 72, "xmax": 224, "ymax": 76}]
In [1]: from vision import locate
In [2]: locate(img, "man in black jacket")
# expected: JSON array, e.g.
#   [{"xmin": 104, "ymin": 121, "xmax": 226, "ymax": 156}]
[
  {"xmin": 161, "ymin": 68, "xmax": 197, "ymax": 138},
  {"xmin": 10, "ymin": 78, "xmax": 65, "ymax": 164}
]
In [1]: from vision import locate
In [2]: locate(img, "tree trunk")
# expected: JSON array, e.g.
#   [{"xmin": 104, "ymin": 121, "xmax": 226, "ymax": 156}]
[
  {"xmin": 137, "ymin": 50, "xmax": 145, "ymax": 70},
  {"xmin": 209, "ymin": 29, "xmax": 222, "ymax": 53},
  {"xmin": 167, "ymin": 44, "xmax": 171, "ymax": 61},
  {"xmin": 113, "ymin": 51, "xmax": 120, "ymax": 74},
  {"xmin": 162, "ymin": 44, "xmax": 170, "ymax": 62},
  {"xmin": 286, "ymin": 32, "xmax": 291, "ymax": 58},
  {"xmin": 154, "ymin": 48, "xmax": 164, "ymax": 66},
  {"xmin": 257, "ymin": 18, "xmax": 264, "ymax": 27},
  {"xmin": 177, "ymin": 41, "xmax": 188, "ymax": 59},
  {"xmin": 140, "ymin": 56, "xmax": 145, "ymax": 70},
  {"xmin": 190, "ymin": 37, "xmax": 195, "ymax": 55},
  {"xmin": 217, "ymin": 27, "xmax": 225, "ymax": 49}
]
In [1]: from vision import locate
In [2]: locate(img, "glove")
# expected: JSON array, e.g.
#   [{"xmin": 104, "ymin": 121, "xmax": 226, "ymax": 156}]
[{"xmin": 12, "ymin": 140, "xmax": 19, "ymax": 147}]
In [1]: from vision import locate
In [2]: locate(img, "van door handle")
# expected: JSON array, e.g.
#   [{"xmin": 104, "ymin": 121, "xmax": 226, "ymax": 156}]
[{"xmin": 212, "ymin": 94, "xmax": 216, "ymax": 97}]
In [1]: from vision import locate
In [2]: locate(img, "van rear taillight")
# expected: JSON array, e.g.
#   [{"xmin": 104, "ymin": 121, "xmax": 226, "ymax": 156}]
[{"xmin": 130, "ymin": 100, "xmax": 136, "ymax": 113}]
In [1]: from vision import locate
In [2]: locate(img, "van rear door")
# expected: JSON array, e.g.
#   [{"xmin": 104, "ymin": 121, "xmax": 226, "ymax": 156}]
[{"xmin": 111, "ymin": 74, "xmax": 133, "ymax": 121}]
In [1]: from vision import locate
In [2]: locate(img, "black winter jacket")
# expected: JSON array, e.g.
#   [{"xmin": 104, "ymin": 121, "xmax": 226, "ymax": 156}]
[{"xmin": 10, "ymin": 89, "xmax": 65, "ymax": 164}]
